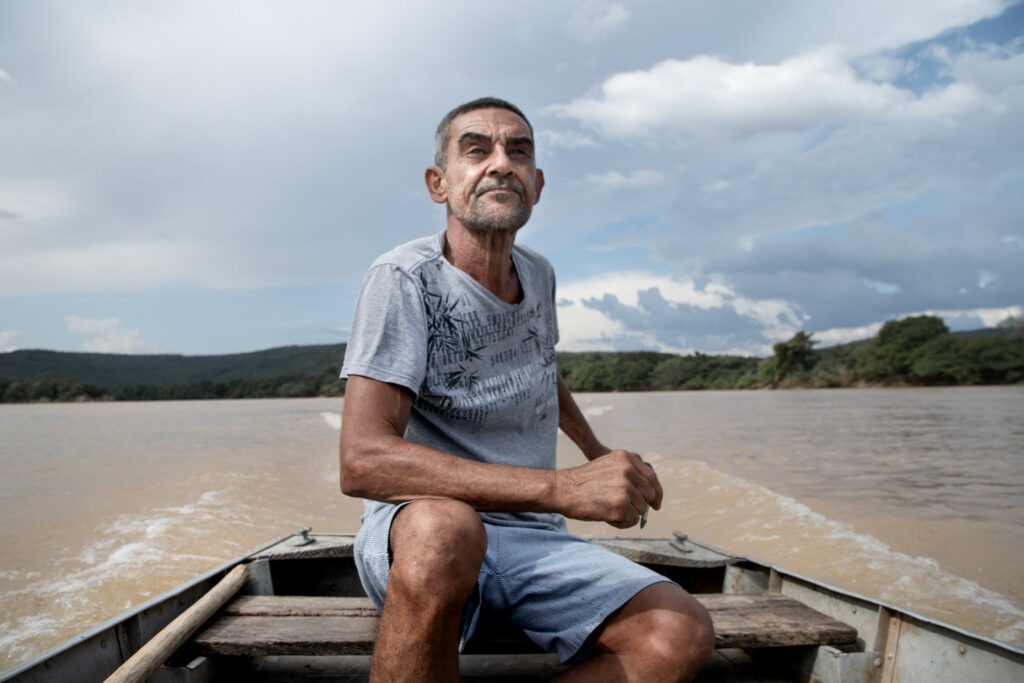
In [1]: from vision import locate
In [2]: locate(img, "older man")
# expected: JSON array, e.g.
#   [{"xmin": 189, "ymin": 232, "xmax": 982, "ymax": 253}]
[{"xmin": 339, "ymin": 97, "xmax": 714, "ymax": 682}]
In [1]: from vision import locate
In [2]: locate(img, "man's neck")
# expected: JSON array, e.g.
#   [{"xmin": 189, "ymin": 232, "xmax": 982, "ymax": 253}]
[{"xmin": 443, "ymin": 222, "xmax": 521, "ymax": 304}]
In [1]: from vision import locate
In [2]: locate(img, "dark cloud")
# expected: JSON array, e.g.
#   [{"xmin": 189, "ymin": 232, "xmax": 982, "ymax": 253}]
[{"xmin": 583, "ymin": 287, "xmax": 769, "ymax": 352}]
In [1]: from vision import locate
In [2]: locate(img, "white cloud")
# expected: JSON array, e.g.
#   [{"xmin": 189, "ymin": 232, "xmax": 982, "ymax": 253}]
[
  {"xmin": 0, "ymin": 237, "xmax": 278, "ymax": 294},
  {"xmin": 536, "ymin": 129, "xmax": 598, "ymax": 151},
  {"xmin": 566, "ymin": 2, "xmax": 630, "ymax": 42},
  {"xmin": 555, "ymin": 270, "xmax": 806, "ymax": 355},
  {"xmin": 0, "ymin": 330, "xmax": 18, "ymax": 353},
  {"xmin": 65, "ymin": 316, "xmax": 162, "ymax": 354},
  {"xmin": 549, "ymin": 46, "xmax": 996, "ymax": 139},
  {"xmin": 927, "ymin": 305, "xmax": 1024, "ymax": 328},
  {"xmin": 814, "ymin": 322, "xmax": 886, "ymax": 347},
  {"xmin": 583, "ymin": 170, "xmax": 664, "ymax": 189}
]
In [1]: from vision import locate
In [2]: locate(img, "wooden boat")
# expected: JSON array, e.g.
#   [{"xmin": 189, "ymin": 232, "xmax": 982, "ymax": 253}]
[{"xmin": 2, "ymin": 528, "xmax": 1021, "ymax": 682}]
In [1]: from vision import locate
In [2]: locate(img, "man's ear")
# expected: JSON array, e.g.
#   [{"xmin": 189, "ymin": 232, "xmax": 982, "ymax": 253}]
[
  {"xmin": 533, "ymin": 168, "xmax": 545, "ymax": 205},
  {"xmin": 425, "ymin": 166, "xmax": 448, "ymax": 204}
]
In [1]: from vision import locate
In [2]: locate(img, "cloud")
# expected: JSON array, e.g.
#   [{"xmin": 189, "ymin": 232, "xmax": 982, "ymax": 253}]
[
  {"xmin": 583, "ymin": 170, "xmax": 664, "ymax": 189},
  {"xmin": 536, "ymin": 129, "xmax": 598, "ymax": 151},
  {"xmin": 549, "ymin": 46, "xmax": 997, "ymax": 140},
  {"xmin": 64, "ymin": 316, "xmax": 162, "ymax": 354},
  {"xmin": 556, "ymin": 271, "xmax": 807, "ymax": 355},
  {"xmin": 1, "ymin": 1, "xmax": 1020, "ymax": 354},
  {"xmin": 566, "ymin": 2, "xmax": 630, "ymax": 42},
  {"xmin": 0, "ymin": 330, "xmax": 18, "ymax": 353},
  {"xmin": 538, "ymin": 32, "xmax": 1024, "ymax": 350}
]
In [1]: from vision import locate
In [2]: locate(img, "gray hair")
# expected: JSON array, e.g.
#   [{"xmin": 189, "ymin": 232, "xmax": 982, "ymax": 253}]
[{"xmin": 433, "ymin": 97, "xmax": 534, "ymax": 169}]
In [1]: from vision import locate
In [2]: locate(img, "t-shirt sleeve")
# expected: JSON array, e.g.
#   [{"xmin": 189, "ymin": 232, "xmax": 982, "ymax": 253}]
[{"xmin": 340, "ymin": 264, "xmax": 427, "ymax": 396}]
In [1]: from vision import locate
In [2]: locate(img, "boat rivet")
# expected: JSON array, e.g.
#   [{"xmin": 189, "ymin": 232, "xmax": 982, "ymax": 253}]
[
  {"xmin": 99, "ymin": 639, "xmax": 106, "ymax": 648},
  {"xmin": 851, "ymin": 607, "xmax": 857, "ymax": 613},
  {"xmin": 874, "ymin": 658, "xmax": 882, "ymax": 668},
  {"xmin": 959, "ymin": 646, "xmax": 966, "ymax": 655},
  {"xmin": 887, "ymin": 653, "xmax": 894, "ymax": 660}
]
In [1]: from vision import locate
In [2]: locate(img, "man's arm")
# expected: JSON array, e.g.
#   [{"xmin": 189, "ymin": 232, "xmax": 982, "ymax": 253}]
[
  {"xmin": 557, "ymin": 373, "xmax": 610, "ymax": 460},
  {"xmin": 339, "ymin": 374, "xmax": 661, "ymax": 528}
]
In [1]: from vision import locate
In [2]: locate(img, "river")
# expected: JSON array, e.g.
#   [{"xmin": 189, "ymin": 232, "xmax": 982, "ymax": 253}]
[{"xmin": 0, "ymin": 387, "xmax": 1021, "ymax": 672}]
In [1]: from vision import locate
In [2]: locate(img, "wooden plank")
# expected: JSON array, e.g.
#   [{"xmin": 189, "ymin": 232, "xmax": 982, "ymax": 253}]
[
  {"xmin": 695, "ymin": 594, "xmax": 858, "ymax": 649},
  {"xmin": 195, "ymin": 615, "xmax": 379, "ymax": 656},
  {"xmin": 224, "ymin": 595, "xmax": 378, "ymax": 617},
  {"xmin": 193, "ymin": 592, "xmax": 858, "ymax": 657}
]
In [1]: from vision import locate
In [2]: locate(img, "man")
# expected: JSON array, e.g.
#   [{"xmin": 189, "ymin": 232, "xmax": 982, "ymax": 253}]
[{"xmin": 339, "ymin": 97, "xmax": 714, "ymax": 682}]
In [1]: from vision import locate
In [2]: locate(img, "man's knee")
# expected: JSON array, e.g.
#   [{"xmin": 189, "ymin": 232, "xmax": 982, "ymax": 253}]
[
  {"xmin": 649, "ymin": 589, "xmax": 715, "ymax": 672},
  {"xmin": 387, "ymin": 499, "xmax": 486, "ymax": 605},
  {"xmin": 597, "ymin": 582, "xmax": 715, "ymax": 679}
]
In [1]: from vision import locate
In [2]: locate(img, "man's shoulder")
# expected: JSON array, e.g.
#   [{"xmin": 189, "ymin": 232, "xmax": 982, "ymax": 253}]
[
  {"xmin": 512, "ymin": 242, "xmax": 555, "ymax": 280},
  {"xmin": 369, "ymin": 232, "xmax": 444, "ymax": 274}
]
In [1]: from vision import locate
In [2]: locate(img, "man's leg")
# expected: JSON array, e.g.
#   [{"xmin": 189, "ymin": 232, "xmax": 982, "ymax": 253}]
[
  {"xmin": 370, "ymin": 498, "xmax": 486, "ymax": 683},
  {"xmin": 555, "ymin": 582, "xmax": 715, "ymax": 683}
]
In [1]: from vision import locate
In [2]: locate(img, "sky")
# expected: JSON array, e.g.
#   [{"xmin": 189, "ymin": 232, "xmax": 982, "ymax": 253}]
[{"xmin": 1, "ymin": 1, "xmax": 1022, "ymax": 357}]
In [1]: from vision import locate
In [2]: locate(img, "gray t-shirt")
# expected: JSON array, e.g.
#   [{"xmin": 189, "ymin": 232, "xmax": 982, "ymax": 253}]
[{"xmin": 341, "ymin": 231, "xmax": 561, "ymax": 529}]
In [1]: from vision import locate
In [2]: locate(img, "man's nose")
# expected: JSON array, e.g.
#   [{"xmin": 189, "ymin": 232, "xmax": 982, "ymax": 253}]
[{"xmin": 487, "ymin": 145, "xmax": 513, "ymax": 175}]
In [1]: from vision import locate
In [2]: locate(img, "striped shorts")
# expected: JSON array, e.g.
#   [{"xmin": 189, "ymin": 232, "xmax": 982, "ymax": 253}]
[{"xmin": 353, "ymin": 502, "xmax": 671, "ymax": 663}]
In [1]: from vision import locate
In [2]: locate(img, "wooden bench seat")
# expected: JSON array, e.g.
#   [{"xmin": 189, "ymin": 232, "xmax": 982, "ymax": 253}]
[{"xmin": 192, "ymin": 592, "xmax": 857, "ymax": 657}]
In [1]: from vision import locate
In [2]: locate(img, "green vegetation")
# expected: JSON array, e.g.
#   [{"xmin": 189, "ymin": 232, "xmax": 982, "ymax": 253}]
[
  {"xmin": 558, "ymin": 351, "xmax": 760, "ymax": 392},
  {"xmin": 0, "ymin": 344, "xmax": 348, "ymax": 403},
  {"xmin": 1, "ymin": 316, "xmax": 1022, "ymax": 403}
]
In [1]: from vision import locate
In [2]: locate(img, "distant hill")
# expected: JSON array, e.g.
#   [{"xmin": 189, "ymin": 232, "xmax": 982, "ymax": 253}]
[
  {"xmin": 0, "ymin": 325, "xmax": 1014, "ymax": 393},
  {"xmin": 0, "ymin": 344, "xmax": 347, "ymax": 389},
  {"xmin": 817, "ymin": 326, "xmax": 1012, "ymax": 357}
]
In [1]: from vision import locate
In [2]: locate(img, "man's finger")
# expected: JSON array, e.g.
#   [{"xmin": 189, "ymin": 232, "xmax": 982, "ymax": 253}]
[
  {"xmin": 640, "ymin": 461, "xmax": 654, "ymax": 527},
  {"xmin": 636, "ymin": 459, "xmax": 662, "ymax": 510}
]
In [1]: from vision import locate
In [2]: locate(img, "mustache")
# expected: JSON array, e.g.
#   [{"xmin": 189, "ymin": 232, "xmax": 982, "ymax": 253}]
[{"xmin": 474, "ymin": 178, "xmax": 525, "ymax": 197}]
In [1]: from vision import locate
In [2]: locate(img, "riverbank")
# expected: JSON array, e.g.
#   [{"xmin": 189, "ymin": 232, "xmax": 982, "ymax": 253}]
[{"xmin": 2, "ymin": 316, "xmax": 1021, "ymax": 403}]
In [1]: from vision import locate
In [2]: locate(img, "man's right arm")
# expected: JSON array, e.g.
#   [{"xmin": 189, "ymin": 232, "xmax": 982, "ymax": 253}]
[{"xmin": 339, "ymin": 375, "xmax": 658, "ymax": 528}]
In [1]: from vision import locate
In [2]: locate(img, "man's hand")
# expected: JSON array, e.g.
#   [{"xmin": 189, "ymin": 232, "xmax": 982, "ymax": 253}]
[{"xmin": 554, "ymin": 450, "xmax": 662, "ymax": 529}]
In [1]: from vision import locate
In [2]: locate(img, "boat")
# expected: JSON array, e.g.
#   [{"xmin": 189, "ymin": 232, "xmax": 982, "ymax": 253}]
[{"xmin": 2, "ymin": 528, "xmax": 1021, "ymax": 682}]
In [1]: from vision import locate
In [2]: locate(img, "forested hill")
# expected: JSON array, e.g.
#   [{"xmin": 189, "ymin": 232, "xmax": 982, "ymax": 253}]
[
  {"xmin": 0, "ymin": 344, "xmax": 347, "ymax": 388},
  {"xmin": 1, "ymin": 316, "xmax": 1022, "ymax": 403}
]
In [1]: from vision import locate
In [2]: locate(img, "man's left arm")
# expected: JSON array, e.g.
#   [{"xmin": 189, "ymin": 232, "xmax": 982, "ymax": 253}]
[{"xmin": 556, "ymin": 373, "xmax": 612, "ymax": 460}]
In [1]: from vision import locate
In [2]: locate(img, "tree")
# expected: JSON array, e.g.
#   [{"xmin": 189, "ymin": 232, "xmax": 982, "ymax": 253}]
[
  {"xmin": 909, "ymin": 335, "xmax": 976, "ymax": 384},
  {"xmin": 769, "ymin": 331, "xmax": 819, "ymax": 383},
  {"xmin": 856, "ymin": 315, "xmax": 949, "ymax": 381},
  {"xmin": 998, "ymin": 315, "xmax": 1024, "ymax": 340}
]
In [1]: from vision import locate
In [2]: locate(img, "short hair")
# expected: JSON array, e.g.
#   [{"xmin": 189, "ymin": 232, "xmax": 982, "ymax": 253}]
[{"xmin": 434, "ymin": 97, "xmax": 534, "ymax": 169}]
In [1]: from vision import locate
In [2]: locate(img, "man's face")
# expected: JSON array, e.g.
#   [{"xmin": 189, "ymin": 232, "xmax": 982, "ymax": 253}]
[{"xmin": 428, "ymin": 107, "xmax": 543, "ymax": 234}]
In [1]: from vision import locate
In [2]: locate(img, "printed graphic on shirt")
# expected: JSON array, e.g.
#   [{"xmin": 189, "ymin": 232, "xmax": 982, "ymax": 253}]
[{"xmin": 417, "ymin": 270, "xmax": 557, "ymax": 425}]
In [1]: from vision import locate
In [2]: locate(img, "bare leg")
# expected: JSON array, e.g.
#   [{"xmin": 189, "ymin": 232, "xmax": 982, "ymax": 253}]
[
  {"xmin": 554, "ymin": 582, "xmax": 715, "ymax": 683},
  {"xmin": 369, "ymin": 499, "xmax": 486, "ymax": 683}
]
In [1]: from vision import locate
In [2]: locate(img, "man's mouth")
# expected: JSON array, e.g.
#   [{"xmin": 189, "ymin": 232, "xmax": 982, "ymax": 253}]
[{"xmin": 476, "ymin": 182, "xmax": 523, "ymax": 199}]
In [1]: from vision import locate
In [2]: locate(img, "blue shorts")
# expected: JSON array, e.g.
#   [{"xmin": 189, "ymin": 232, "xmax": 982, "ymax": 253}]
[{"xmin": 353, "ymin": 502, "xmax": 671, "ymax": 663}]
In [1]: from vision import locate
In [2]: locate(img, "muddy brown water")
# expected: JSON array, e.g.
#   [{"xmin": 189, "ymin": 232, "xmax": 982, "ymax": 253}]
[{"xmin": 1, "ymin": 387, "xmax": 1021, "ymax": 671}]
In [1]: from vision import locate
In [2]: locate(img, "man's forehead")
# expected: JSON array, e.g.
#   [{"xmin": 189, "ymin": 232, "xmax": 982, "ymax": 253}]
[{"xmin": 450, "ymin": 107, "xmax": 532, "ymax": 141}]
